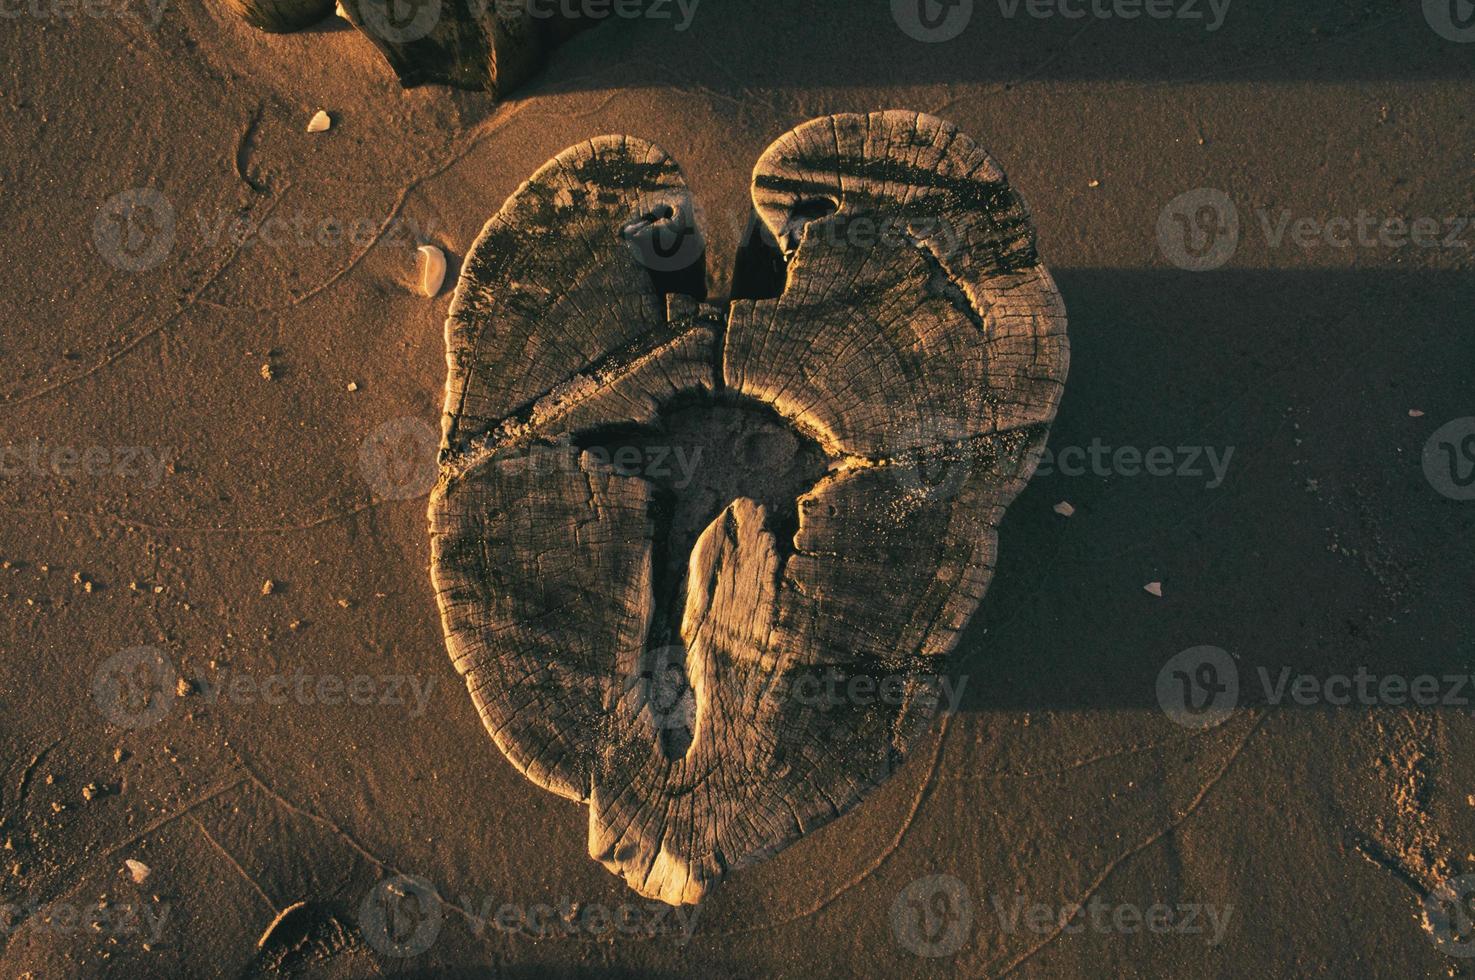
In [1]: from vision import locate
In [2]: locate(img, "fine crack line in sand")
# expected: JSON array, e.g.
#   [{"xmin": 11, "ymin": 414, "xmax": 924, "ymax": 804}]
[
  {"xmin": 187, "ymin": 813, "xmax": 277, "ymax": 912},
  {"xmin": 1349, "ymin": 829, "xmax": 1439, "ymax": 899},
  {"xmin": 939, "ymin": 728, "xmax": 1216, "ymax": 782},
  {"xmin": 97, "ymin": 776, "xmax": 249, "ymax": 866},
  {"xmin": 235, "ymin": 103, "xmax": 268, "ymax": 193},
  {"xmin": 984, "ymin": 711, "xmax": 1267, "ymax": 979},
  {"xmin": 0, "ymin": 498, "xmax": 393, "ymax": 536},
  {"xmin": 0, "ymin": 92, "xmax": 547, "ymax": 408},
  {"xmin": 235, "ymin": 760, "xmax": 495, "ymax": 936},
  {"xmin": 0, "ymin": 188, "xmax": 292, "ymax": 411},
  {"xmin": 0, "ymin": 774, "xmax": 251, "ymax": 957},
  {"xmin": 212, "ymin": 95, "xmax": 544, "ymax": 317},
  {"xmin": 709, "ymin": 713, "xmax": 954, "ymax": 938},
  {"xmin": 0, "ymin": 736, "xmax": 63, "ymax": 836}
]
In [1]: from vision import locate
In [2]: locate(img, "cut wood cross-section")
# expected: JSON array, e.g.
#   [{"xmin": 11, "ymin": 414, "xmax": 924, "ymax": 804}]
[{"xmin": 428, "ymin": 112, "xmax": 1069, "ymax": 906}]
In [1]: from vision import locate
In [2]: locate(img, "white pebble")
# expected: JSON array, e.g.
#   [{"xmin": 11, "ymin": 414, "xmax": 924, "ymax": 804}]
[
  {"xmin": 307, "ymin": 110, "xmax": 332, "ymax": 134},
  {"xmin": 417, "ymin": 244, "xmax": 447, "ymax": 297},
  {"xmin": 124, "ymin": 859, "xmax": 151, "ymax": 884}
]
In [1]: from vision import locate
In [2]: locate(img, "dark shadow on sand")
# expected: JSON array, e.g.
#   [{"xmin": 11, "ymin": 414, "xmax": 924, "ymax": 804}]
[{"xmin": 955, "ymin": 268, "xmax": 1475, "ymax": 712}]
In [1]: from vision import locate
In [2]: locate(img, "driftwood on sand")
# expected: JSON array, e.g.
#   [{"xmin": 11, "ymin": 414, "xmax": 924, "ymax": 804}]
[{"xmin": 427, "ymin": 112, "xmax": 1069, "ymax": 905}]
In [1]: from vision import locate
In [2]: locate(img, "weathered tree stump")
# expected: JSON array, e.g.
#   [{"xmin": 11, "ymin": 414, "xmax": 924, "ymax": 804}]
[{"xmin": 428, "ymin": 112, "xmax": 1069, "ymax": 905}]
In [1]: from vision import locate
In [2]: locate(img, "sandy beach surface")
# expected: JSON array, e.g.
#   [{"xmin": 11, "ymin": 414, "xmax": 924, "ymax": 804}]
[{"xmin": 1, "ymin": 1, "xmax": 1473, "ymax": 976}]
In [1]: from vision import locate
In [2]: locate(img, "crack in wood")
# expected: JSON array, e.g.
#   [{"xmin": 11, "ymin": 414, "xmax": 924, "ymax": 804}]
[{"xmin": 429, "ymin": 111, "xmax": 1069, "ymax": 905}]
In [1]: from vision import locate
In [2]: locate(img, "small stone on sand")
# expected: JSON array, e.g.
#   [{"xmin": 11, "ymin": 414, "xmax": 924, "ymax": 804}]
[
  {"xmin": 347, "ymin": 381, "xmax": 359, "ymax": 392},
  {"xmin": 261, "ymin": 580, "xmax": 276, "ymax": 596},
  {"xmin": 124, "ymin": 859, "xmax": 150, "ymax": 884},
  {"xmin": 1053, "ymin": 501, "xmax": 1075, "ymax": 517},
  {"xmin": 417, "ymin": 244, "xmax": 447, "ymax": 297},
  {"xmin": 1144, "ymin": 581, "xmax": 1163, "ymax": 597},
  {"xmin": 1409, "ymin": 409, "xmax": 1424, "ymax": 418},
  {"xmin": 307, "ymin": 110, "xmax": 332, "ymax": 134}
]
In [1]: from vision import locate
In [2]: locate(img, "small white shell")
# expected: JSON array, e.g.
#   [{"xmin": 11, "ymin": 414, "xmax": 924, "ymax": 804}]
[
  {"xmin": 307, "ymin": 110, "xmax": 332, "ymax": 134},
  {"xmin": 417, "ymin": 244, "xmax": 447, "ymax": 297}
]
